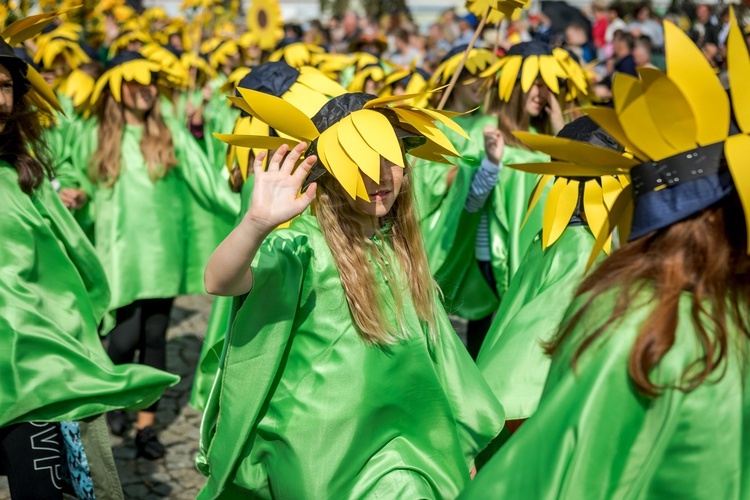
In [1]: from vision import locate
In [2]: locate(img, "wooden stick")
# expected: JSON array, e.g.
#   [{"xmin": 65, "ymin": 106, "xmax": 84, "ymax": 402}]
[
  {"xmin": 483, "ymin": 20, "xmax": 503, "ymax": 110},
  {"xmin": 437, "ymin": 7, "xmax": 490, "ymax": 110}
]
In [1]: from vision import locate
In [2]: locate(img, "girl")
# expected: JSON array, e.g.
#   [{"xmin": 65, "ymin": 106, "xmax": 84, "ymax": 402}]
[
  {"xmin": 69, "ymin": 50, "xmax": 237, "ymax": 457},
  {"xmin": 198, "ymin": 92, "xmax": 505, "ymax": 498},
  {"xmin": 463, "ymin": 18, "xmax": 750, "ymax": 497},
  {"xmin": 0, "ymin": 38, "xmax": 177, "ymax": 497}
]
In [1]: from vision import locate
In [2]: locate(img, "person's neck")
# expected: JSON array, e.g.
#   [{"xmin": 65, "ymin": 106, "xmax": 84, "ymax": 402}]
[
  {"xmin": 362, "ymin": 215, "xmax": 379, "ymax": 238},
  {"xmin": 124, "ymin": 107, "xmax": 147, "ymax": 126}
]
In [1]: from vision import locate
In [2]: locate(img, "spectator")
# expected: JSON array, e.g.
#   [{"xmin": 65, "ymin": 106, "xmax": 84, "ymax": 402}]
[
  {"xmin": 628, "ymin": 3, "xmax": 664, "ymax": 49},
  {"xmin": 633, "ymin": 36, "xmax": 657, "ymax": 68},
  {"xmin": 594, "ymin": 29, "xmax": 636, "ymax": 99},
  {"xmin": 529, "ymin": 12, "xmax": 554, "ymax": 44},
  {"xmin": 692, "ymin": 3, "xmax": 719, "ymax": 46},
  {"xmin": 717, "ymin": 7, "xmax": 730, "ymax": 48},
  {"xmin": 388, "ymin": 28, "xmax": 423, "ymax": 67},
  {"xmin": 591, "ymin": 0, "xmax": 609, "ymax": 59},
  {"xmin": 440, "ymin": 8, "xmax": 460, "ymax": 44},
  {"xmin": 341, "ymin": 10, "xmax": 361, "ymax": 46},
  {"xmin": 428, "ymin": 23, "xmax": 452, "ymax": 56},
  {"xmin": 604, "ymin": 4, "xmax": 627, "ymax": 51},
  {"xmin": 455, "ymin": 14, "xmax": 479, "ymax": 47},
  {"xmin": 565, "ymin": 22, "xmax": 596, "ymax": 62}
]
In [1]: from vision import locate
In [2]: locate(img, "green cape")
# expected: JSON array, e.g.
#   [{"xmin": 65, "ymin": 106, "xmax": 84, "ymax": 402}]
[
  {"xmin": 0, "ymin": 161, "xmax": 178, "ymax": 426},
  {"xmin": 462, "ymin": 288, "xmax": 750, "ymax": 498},
  {"xmin": 476, "ymin": 225, "xmax": 602, "ymax": 420},
  {"xmin": 197, "ymin": 215, "xmax": 505, "ymax": 498}
]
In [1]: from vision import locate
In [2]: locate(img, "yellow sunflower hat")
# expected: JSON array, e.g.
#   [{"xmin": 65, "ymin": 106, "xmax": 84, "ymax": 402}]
[
  {"xmin": 268, "ymin": 41, "xmax": 326, "ymax": 69},
  {"xmin": 347, "ymin": 62, "xmax": 389, "ymax": 92},
  {"xmin": 379, "ymin": 64, "xmax": 431, "ymax": 108},
  {"xmin": 243, "ymin": 0, "xmax": 284, "ymax": 51},
  {"xmin": 89, "ymin": 50, "xmax": 170, "ymax": 105},
  {"xmin": 57, "ymin": 67, "xmax": 97, "ymax": 116},
  {"xmin": 140, "ymin": 43, "xmax": 189, "ymax": 88},
  {"xmin": 429, "ymin": 45, "xmax": 494, "ymax": 89},
  {"xmin": 33, "ymin": 26, "xmax": 91, "ymax": 72},
  {"xmin": 217, "ymin": 89, "xmax": 468, "ymax": 200},
  {"xmin": 108, "ymin": 30, "xmax": 152, "ymax": 58},
  {"xmin": 511, "ymin": 116, "xmax": 634, "ymax": 266},
  {"xmin": 480, "ymin": 40, "xmax": 588, "ymax": 101},
  {"xmin": 218, "ymin": 61, "xmax": 347, "ymax": 181},
  {"xmin": 1, "ymin": 11, "xmax": 65, "ymax": 114},
  {"xmin": 524, "ymin": 11, "xmax": 750, "ymax": 256},
  {"xmin": 205, "ymin": 39, "xmax": 241, "ymax": 70},
  {"xmin": 466, "ymin": 0, "xmax": 529, "ymax": 25}
]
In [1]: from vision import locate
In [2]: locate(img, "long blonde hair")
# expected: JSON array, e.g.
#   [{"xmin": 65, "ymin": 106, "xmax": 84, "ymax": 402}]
[
  {"xmin": 314, "ymin": 166, "xmax": 439, "ymax": 345},
  {"xmin": 90, "ymin": 89, "xmax": 177, "ymax": 187}
]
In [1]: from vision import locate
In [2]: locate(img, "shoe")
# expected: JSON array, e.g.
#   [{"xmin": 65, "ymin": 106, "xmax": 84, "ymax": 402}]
[
  {"xmin": 106, "ymin": 410, "xmax": 129, "ymax": 437},
  {"xmin": 135, "ymin": 426, "xmax": 166, "ymax": 460}
]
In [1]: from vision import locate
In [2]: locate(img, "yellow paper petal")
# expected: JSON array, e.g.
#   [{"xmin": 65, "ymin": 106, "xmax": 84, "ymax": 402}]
[
  {"xmin": 509, "ymin": 161, "xmax": 619, "ymax": 177},
  {"xmin": 613, "ymin": 73, "xmax": 676, "ymax": 161},
  {"xmin": 25, "ymin": 66, "xmax": 63, "ymax": 113},
  {"xmin": 419, "ymin": 108, "xmax": 471, "ymax": 140},
  {"xmin": 237, "ymin": 88, "xmax": 319, "ymax": 141},
  {"xmin": 110, "ymin": 71, "xmax": 123, "ymax": 103},
  {"xmin": 538, "ymin": 55, "xmax": 560, "ymax": 94},
  {"xmin": 586, "ymin": 185, "xmax": 632, "ymax": 269},
  {"xmin": 521, "ymin": 55, "xmax": 540, "ymax": 93},
  {"xmin": 321, "ymin": 122, "xmax": 359, "ymax": 199},
  {"xmin": 338, "ymin": 115, "xmax": 380, "ymax": 184},
  {"xmin": 498, "ymin": 56, "xmax": 522, "ymax": 101},
  {"xmin": 583, "ymin": 179, "xmax": 608, "ymax": 238},
  {"xmin": 298, "ymin": 67, "xmax": 346, "ymax": 97},
  {"xmin": 227, "ymin": 95, "xmax": 255, "ymax": 115},
  {"xmin": 213, "ymin": 133, "xmax": 296, "ymax": 150},
  {"xmin": 638, "ymin": 67, "xmax": 697, "ymax": 153},
  {"xmin": 583, "ymin": 106, "xmax": 648, "ymax": 161},
  {"xmin": 513, "ymin": 131, "xmax": 638, "ymax": 171},
  {"xmin": 727, "ymin": 9, "xmax": 750, "ymax": 135},
  {"xmin": 725, "ymin": 135, "xmax": 750, "ymax": 250},
  {"xmin": 543, "ymin": 178, "xmax": 579, "ymax": 248},
  {"xmin": 601, "ymin": 175, "xmax": 622, "ymax": 210},
  {"xmin": 664, "ymin": 21, "xmax": 729, "ymax": 145},
  {"xmin": 393, "ymin": 108, "xmax": 459, "ymax": 157},
  {"xmin": 350, "ymin": 110, "xmax": 405, "ymax": 168}
]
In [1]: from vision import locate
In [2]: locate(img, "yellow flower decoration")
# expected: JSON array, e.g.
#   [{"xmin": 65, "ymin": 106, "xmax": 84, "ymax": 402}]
[
  {"xmin": 429, "ymin": 48, "xmax": 494, "ymax": 88},
  {"xmin": 34, "ymin": 33, "xmax": 91, "ymax": 71},
  {"xmin": 180, "ymin": 51, "xmax": 216, "ymax": 88},
  {"xmin": 347, "ymin": 63, "xmax": 389, "ymax": 92},
  {"xmin": 219, "ymin": 66, "xmax": 251, "ymax": 93},
  {"xmin": 108, "ymin": 30, "xmax": 152, "ymax": 58},
  {"xmin": 206, "ymin": 39, "xmax": 240, "ymax": 70},
  {"xmin": 140, "ymin": 43, "xmax": 189, "ymax": 88},
  {"xmin": 1, "ymin": 11, "xmax": 64, "ymax": 115},
  {"xmin": 245, "ymin": 0, "xmax": 284, "ymax": 51},
  {"xmin": 57, "ymin": 67, "xmax": 96, "ymax": 116},
  {"xmin": 90, "ymin": 54, "xmax": 163, "ymax": 104},
  {"xmin": 219, "ymin": 64, "xmax": 347, "ymax": 180},
  {"xmin": 379, "ymin": 65, "xmax": 430, "ymax": 108},
  {"xmin": 466, "ymin": 0, "xmax": 527, "ymax": 24},
  {"xmin": 525, "ymin": 12, "xmax": 750, "ymax": 255},
  {"xmin": 479, "ymin": 42, "xmax": 588, "ymax": 101},
  {"xmin": 217, "ymin": 90, "xmax": 468, "ymax": 200},
  {"xmin": 268, "ymin": 42, "xmax": 326, "ymax": 68}
]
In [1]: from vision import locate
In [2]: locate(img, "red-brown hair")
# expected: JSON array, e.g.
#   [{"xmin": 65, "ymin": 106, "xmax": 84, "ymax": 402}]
[{"xmin": 547, "ymin": 192, "xmax": 750, "ymax": 397}]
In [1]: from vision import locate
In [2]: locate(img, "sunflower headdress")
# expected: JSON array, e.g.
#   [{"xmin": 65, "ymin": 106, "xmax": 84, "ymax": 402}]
[
  {"xmin": 90, "ymin": 50, "xmax": 173, "ymax": 105},
  {"xmin": 511, "ymin": 116, "xmax": 634, "ymax": 266},
  {"xmin": 218, "ymin": 61, "xmax": 346, "ymax": 181},
  {"xmin": 205, "ymin": 38, "xmax": 241, "ymax": 70},
  {"xmin": 529, "ymin": 12, "xmax": 750, "ymax": 257},
  {"xmin": 108, "ymin": 30, "xmax": 152, "ymax": 58},
  {"xmin": 220, "ymin": 66, "xmax": 252, "ymax": 93},
  {"xmin": 466, "ymin": 0, "xmax": 529, "ymax": 24},
  {"xmin": 57, "ymin": 67, "xmax": 97, "ymax": 116},
  {"xmin": 1, "ymin": 11, "xmax": 64, "ymax": 114},
  {"xmin": 379, "ymin": 65, "xmax": 431, "ymax": 108},
  {"xmin": 140, "ymin": 43, "xmax": 189, "ymax": 88},
  {"xmin": 268, "ymin": 41, "xmax": 326, "ymax": 69},
  {"xmin": 33, "ymin": 30, "xmax": 91, "ymax": 73},
  {"xmin": 180, "ymin": 51, "xmax": 216, "ymax": 88},
  {"xmin": 479, "ymin": 40, "xmax": 589, "ymax": 102},
  {"xmin": 347, "ymin": 62, "xmax": 390, "ymax": 92},
  {"xmin": 217, "ymin": 89, "xmax": 468, "ymax": 200},
  {"xmin": 243, "ymin": 0, "xmax": 284, "ymax": 51},
  {"xmin": 429, "ymin": 45, "xmax": 495, "ymax": 89}
]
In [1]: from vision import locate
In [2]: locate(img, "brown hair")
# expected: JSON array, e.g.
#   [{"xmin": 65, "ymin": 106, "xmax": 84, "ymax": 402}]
[
  {"xmin": 314, "ymin": 164, "xmax": 439, "ymax": 345},
  {"xmin": 492, "ymin": 82, "xmax": 556, "ymax": 147},
  {"xmin": 90, "ymin": 88, "xmax": 177, "ymax": 187},
  {"xmin": 0, "ymin": 97, "xmax": 54, "ymax": 194},
  {"xmin": 547, "ymin": 193, "xmax": 750, "ymax": 397}
]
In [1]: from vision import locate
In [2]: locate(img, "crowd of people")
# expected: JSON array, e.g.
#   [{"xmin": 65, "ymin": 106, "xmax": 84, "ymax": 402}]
[{"xmin": 1, "ymin": 0, "xmax": 749, "ymax": 498}]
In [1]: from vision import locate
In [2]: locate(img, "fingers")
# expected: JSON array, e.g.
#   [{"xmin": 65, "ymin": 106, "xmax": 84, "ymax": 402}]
[
  {"xmin": 299, "ymin": 182, "xmax": 317, "ymax": 208},
  {"xmin": 280, "ymin": 142, "xmax": 307, "ymax": 175},
  {"xmin": 292, "ymin": 154, "xmax": 317, "ymax": 183},
  {"xmin": 253, "ymin": 150, "xmax": 267, "ymax": 175},
  {"xmin": 266, "ymin": 144, "xmax": 289, "ymax": 172}
]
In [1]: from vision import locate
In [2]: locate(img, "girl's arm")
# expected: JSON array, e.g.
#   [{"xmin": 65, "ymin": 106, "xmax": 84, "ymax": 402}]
[{"xmin": 204, "ymin": 142, "xmax": 317, "ymax": 296}]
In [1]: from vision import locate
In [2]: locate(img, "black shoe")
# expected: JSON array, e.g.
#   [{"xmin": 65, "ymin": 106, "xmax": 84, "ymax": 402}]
[
  {"xmin": 135, "ymin": 426, "xmax": 166, "ymax": 460},
  {"xmin": 106, "ymin": 410, "xmax": 129, "ymax": 437}
]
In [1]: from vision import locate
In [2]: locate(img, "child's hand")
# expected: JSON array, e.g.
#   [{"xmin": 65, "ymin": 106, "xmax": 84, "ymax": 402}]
[
  {"xmin": 483, "ymin": 125, "xmax": 505, "ymax": 165},
  {"xmin": 243, "ymin": 142, "xmax": 317, "ymax": 233}
]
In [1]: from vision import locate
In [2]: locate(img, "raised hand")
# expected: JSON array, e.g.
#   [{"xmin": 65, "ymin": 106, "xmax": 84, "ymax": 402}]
[
  {"xmin": 483, "ymin": 125, "xmax": 505, "ymax": 166},
  {"xmin": 545, "ymin": 89, "xmax": 565, "ymax": 135},
  {"xmin": 243, "ymin": 142, "xmax": 318, "ymax": 234}
]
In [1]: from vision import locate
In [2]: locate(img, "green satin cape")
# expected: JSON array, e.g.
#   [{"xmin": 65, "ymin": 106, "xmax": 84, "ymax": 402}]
[
  {"xmin": 412, "ymin": 113, "xmax": 549, "ymax": 320},
  {"xmin": 70, "ymin": 118, "xmax": 239, "ymax": 316},
  {"xmin": 462, "ymin": 288, "xmax": 750, "ymax": 499},
  {"xmin": 0, "ymin": 161, "xmax": 179, "ymax": 426},
  {"xmin": 197, "ymin": 215, "xmax": 505, "ymax": 499},
  {"xmin": 476, "ymin": 226, "xmax": 601, "ymax": 420}
]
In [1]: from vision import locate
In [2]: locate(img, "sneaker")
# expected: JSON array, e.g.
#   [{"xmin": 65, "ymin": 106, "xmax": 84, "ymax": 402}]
[
  {"xmin": 135, "ymin": 426, "xmax": 166, "ymax": 460},
  {"xmin": 106, "ymin": 410, "xmax": 129, "ymax": 437}
]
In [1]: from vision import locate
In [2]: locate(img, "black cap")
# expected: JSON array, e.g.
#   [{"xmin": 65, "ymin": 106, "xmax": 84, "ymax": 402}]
[{"xmin": 557, "ymin": 116, "xmax": 622, "ymax": 152}]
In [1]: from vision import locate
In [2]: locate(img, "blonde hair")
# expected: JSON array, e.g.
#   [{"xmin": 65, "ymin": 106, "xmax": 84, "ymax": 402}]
[
  {"xmin": 492, "ymin": 82, "xmax": 556, "ymax": 147},
  {"xmin": 314, "ymin": 165, "xmax": 439, "ymax": 345},
  {"xmin": 90, "ymin": 89, "xmax": 177, "ymax": 187}
]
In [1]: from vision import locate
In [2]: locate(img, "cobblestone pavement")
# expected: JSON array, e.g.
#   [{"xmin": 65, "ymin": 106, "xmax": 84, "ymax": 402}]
[
  {"xmin": 0, "ymin": 294, "xmax": 215, "ymax": 500},
  {"xmin": 1, "ymin": 294, "xmax": 469, "ymax": 500}
]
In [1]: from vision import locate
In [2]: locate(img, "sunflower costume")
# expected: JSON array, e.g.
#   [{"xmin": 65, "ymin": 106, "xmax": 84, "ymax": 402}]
[
  {"xmin": 242, "ymin": 0, "xmax": 284, "ymax": 51},
  {"xmin": 188, "ymin": 61, "xmax": 346, "ymax": 412},
  {"xmin": 63, "ymin": 51, "xmax": 239, "ymax": 320},
  {"xmin": 462, "ymin": 14, "xmax": 750, "ymax": 498},
  {"xmin": 476, "ymin": 117, "xmax": 629, "ymax": 427},
  {"xmin": 197, "ymin": 91, "xmax": 505, "ymax": 498}
]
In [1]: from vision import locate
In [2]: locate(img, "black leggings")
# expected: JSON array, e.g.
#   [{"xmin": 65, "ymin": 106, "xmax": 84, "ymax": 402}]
[
  {"xmin": 466, "ymin": 261, "xmax": 499, "ymax": 360},
  {"xmin": 0, "ymin": 422, "xmax": 65, "ymax": 499},
  {"xmin": 107, "ymin": 298, "xmax": 174, "ymax": 412}
]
